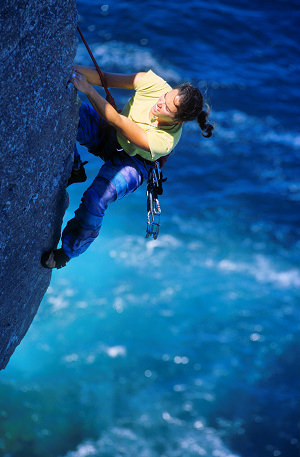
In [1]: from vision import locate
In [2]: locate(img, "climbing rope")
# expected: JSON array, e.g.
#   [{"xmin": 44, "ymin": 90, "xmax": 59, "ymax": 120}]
[{"xmin": 76, "ymin": 25, "xmax": 117, "ymax": 110}]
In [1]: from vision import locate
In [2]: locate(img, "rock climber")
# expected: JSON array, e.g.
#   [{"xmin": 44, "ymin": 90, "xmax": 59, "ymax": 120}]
[{"xmin": 41, "ymin": 65, "xmax": 214, "ymax": 269}]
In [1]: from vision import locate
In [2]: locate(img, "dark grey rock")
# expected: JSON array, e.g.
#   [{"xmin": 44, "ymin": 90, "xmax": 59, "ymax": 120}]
[{"xmin": 0, "ymin": 0, "xmax": 79, "ymax": 369}]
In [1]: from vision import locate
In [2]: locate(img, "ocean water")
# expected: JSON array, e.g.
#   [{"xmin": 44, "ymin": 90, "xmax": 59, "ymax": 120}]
[{"xmin": 1, "ymin": 1, "xmax": 300, "ymax": 456}]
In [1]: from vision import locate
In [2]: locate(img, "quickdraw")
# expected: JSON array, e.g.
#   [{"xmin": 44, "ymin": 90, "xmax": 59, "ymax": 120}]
[{"xmin": 146, "ymin": 162, "xmax": 166, "ymax": 240}]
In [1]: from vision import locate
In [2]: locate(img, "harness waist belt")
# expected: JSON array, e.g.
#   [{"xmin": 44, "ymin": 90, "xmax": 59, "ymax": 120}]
[
  {"xmin": 135, "ymin": 154, "xmax": 155, "ymax": 165},
  {"xmin": 115, "ymin": 143, "xmax": 155, "ymax": 166}
]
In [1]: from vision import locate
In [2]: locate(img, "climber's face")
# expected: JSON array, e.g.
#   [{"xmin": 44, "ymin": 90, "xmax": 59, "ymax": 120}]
[{"xmin": 150, "ymin": 89, "xmax": 180, "ymax": 124}]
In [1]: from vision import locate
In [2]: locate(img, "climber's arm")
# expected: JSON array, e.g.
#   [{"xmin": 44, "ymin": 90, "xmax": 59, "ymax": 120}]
[
  {"xmin": 73, "ymin": 65, "xmax": 146, "ymax": 89},
  {"xmin": 70, "ymin": 71, "xmax": 150, "ymax": 152}
]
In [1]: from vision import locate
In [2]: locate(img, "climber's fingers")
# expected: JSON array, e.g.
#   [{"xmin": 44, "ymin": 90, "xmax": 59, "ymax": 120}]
[{"xmin": 69, "ymin": 70, "xmax": 90, "ymax": 94}]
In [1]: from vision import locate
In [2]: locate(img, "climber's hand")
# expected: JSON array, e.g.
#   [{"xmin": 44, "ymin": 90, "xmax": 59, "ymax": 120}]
[{"xmin": 70, "ymin": 70, "xmax": 91, "ymax": 94}]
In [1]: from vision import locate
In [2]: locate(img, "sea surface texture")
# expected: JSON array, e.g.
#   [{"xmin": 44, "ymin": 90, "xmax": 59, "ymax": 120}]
[{"xmin": 1, "ymin": 1, "xmax": 299, "ymax": 456}]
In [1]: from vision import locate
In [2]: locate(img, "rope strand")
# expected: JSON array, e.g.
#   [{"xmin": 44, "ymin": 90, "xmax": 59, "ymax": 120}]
[{"xmin": 76, "ymin": 25, "xmax": 117, "ymax": 110}]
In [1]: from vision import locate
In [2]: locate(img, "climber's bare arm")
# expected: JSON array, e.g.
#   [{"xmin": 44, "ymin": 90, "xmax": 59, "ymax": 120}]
[
  {"xmin": 70, "ymin": 71, "xmax": 150, "ymax": 152},
  {"xmin": 73, "ymin": 65, "xmax": 146, "ymax": 89}
]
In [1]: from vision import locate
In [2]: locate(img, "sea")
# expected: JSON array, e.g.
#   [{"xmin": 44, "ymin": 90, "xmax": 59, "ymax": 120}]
[{"xmin": 1, "ymin": 1, "xmax": 300, "ymax": 456}]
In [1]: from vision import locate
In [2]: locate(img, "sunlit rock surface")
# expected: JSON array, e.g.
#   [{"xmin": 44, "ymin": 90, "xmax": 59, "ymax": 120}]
[{"xmin": 0, "ymin": 0, "xmax": 79, "ymax": 369}]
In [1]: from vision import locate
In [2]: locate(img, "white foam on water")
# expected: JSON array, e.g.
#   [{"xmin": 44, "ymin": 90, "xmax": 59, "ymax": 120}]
[
  {"xmin": 63, "ymin": 441, "xmax": 97, "ymax": 457},
  {"xmin": 47, "ymin": 294, "xmax": 69, "ymax": 312},
  {"xmin": 104, "ymin": 345, "xmax": 127, "ymax": 358},
  {"xmin": 63, "ymin": 353, "xmax": 79, "ymax": 363},
  {"xmin": 213, "ymin": 110, "xmax": 300, "ymax": 150},
  {"xmin": 61, "ymin": 423, "xmax": 241, "ymax": 457},
  {"xmin": 174, "ymin": 355, "xmax": 190, "ymax": 365},
  {"xmin": 45, "ymin": 284, "xmax": 78, "ymax": 312},
  {"xmin": 252, "ymin": 255, "xmax": 300, "ymax": 288},
  {"xmin": 109, "ymin": 234, "xmax": 182, "ymax": 269},
  {"xmin": 215, "ymin": 254, "xmax": 300, "ymax": 289},
  {"xmin": 75, "ymin": 41, "xmax": 181, "ymax": 82},
  {"xmin": 263, "ymin": 131, "xmax": 300, "ymax": 149}
]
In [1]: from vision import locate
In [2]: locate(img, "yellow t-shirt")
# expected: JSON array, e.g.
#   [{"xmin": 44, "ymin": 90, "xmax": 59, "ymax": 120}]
[{"xmin": 117, "ymin": 70, "xmax": 182, "ymax": 161}]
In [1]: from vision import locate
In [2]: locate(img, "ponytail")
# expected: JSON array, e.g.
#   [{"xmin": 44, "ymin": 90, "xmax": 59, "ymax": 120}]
[{"xmin": 197, "ymin": 106, "xmax": 214, "ymax": 138}]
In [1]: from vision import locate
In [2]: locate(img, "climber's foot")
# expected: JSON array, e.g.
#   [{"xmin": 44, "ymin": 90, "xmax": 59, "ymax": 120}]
[
  {"xmin": 41, "ymin": 248, "xmax": 70, "ymax": 269},
  {"xmin": 67, "ymin": 161, "xmax": 88, "ymax": 186}
]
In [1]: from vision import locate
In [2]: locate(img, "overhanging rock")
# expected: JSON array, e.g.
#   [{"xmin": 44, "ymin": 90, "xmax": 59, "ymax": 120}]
[{"xmin": 0, "ymin": 0, "xmax": 79, "ymax": 369}]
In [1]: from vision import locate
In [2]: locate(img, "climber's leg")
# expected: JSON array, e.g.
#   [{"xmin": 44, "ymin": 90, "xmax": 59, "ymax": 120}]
[
  {"xmin": 67, "ymin": 101, "xmax": 118, "ymax": 184},
  {"xmin": 68, "ymin": 100, "xmax": 117, "ymax": 186},
  {"xmin": 62, "ymin": 153, "xmax": 150, "ymax": 259},
  {"xmin": 76, "ymin": 102, "xmax": 115, "ymax": 159}
]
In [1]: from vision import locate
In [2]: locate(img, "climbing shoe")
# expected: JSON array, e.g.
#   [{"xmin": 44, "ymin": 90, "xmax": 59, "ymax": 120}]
[
  {"xmin": 67, "ymin": 161, "xmax": 88, "ymax": 186},
  {"xmin": 41, "ymin": 248, "xmax": 70, "ymax": 269}
]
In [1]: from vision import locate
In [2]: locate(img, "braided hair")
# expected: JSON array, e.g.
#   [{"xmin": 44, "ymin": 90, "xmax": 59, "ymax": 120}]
[{"xmin": 175, "ymin": 83, "xmax": 214, "ymax": 138}]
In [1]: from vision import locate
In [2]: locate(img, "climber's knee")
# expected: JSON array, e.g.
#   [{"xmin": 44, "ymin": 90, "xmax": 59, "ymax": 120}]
[
  {"xmin": 80, "ymin": 177, "xmax": 117, "ymax": 221},
  {"xmin": 62, "ymin": 218, "xmax": 100, "ymax": 258}
]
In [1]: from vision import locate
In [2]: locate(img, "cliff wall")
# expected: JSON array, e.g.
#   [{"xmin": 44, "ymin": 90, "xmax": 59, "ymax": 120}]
[{"xmin": 0, "ymin": 0, "xmax": 79, "ymax": 369}]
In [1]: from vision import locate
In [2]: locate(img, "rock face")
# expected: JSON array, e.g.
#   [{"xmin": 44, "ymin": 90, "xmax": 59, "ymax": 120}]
[{"xmin": 0, "ymin": 0, "xmax": 79, "ymax": 369}]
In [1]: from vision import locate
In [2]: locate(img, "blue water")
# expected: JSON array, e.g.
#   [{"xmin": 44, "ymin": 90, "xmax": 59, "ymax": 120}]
[{"xmin": 1, "ymin": 1, "xmax": 300, "ymax": 456}]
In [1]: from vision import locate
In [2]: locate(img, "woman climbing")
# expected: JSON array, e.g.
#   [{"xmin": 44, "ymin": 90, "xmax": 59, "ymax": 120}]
[{"xmin": 41, "ymin": 65, "xmax": 214, "ymax": 269}]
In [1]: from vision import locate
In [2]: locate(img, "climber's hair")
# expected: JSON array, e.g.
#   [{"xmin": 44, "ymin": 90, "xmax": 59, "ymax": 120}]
[{"xmin": 175, "ymin": 83, "xmax": 214, "ymax": 138}]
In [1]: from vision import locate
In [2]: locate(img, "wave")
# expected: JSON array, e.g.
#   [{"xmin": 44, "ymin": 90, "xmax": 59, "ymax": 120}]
[
  {"xmin": 61, "ymin": 424, "xmax": 241, "ymax": 457},
  {"xmin": 213, "ymin": 110, "xmax": 300, "ymax": 151},
  {"xmin": 45, "ymin": 284, "xmax": 76, "ymax": 312},
  {"xmin": 107, "ymin": 233, "xmax": 300, "ymax": 288},
  {"xmin": 75, "ymin": 41, "xmax": 181, "ymax": 82},
  {"xmin": 108, "ymin": 234, "xmax": 183, "ymax": 268},
  {"xmin": 211, "ymin": 254, "xmax": 300, "ymax": 289}
]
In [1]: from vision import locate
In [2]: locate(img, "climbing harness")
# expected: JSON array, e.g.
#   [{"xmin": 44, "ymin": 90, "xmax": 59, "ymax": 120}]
[
  {"xmin": 77, "ymin": 26, "xmax": 168, "ymax": 240},
  {"xmin": 146, "ymin": 162, "xmax": 166, "ymax": 240}
]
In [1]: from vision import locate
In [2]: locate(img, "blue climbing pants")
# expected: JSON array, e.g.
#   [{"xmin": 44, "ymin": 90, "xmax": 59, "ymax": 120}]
[{"xmin": 62, "ymin": 102, "xmax": 153, "ymax": 259}]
